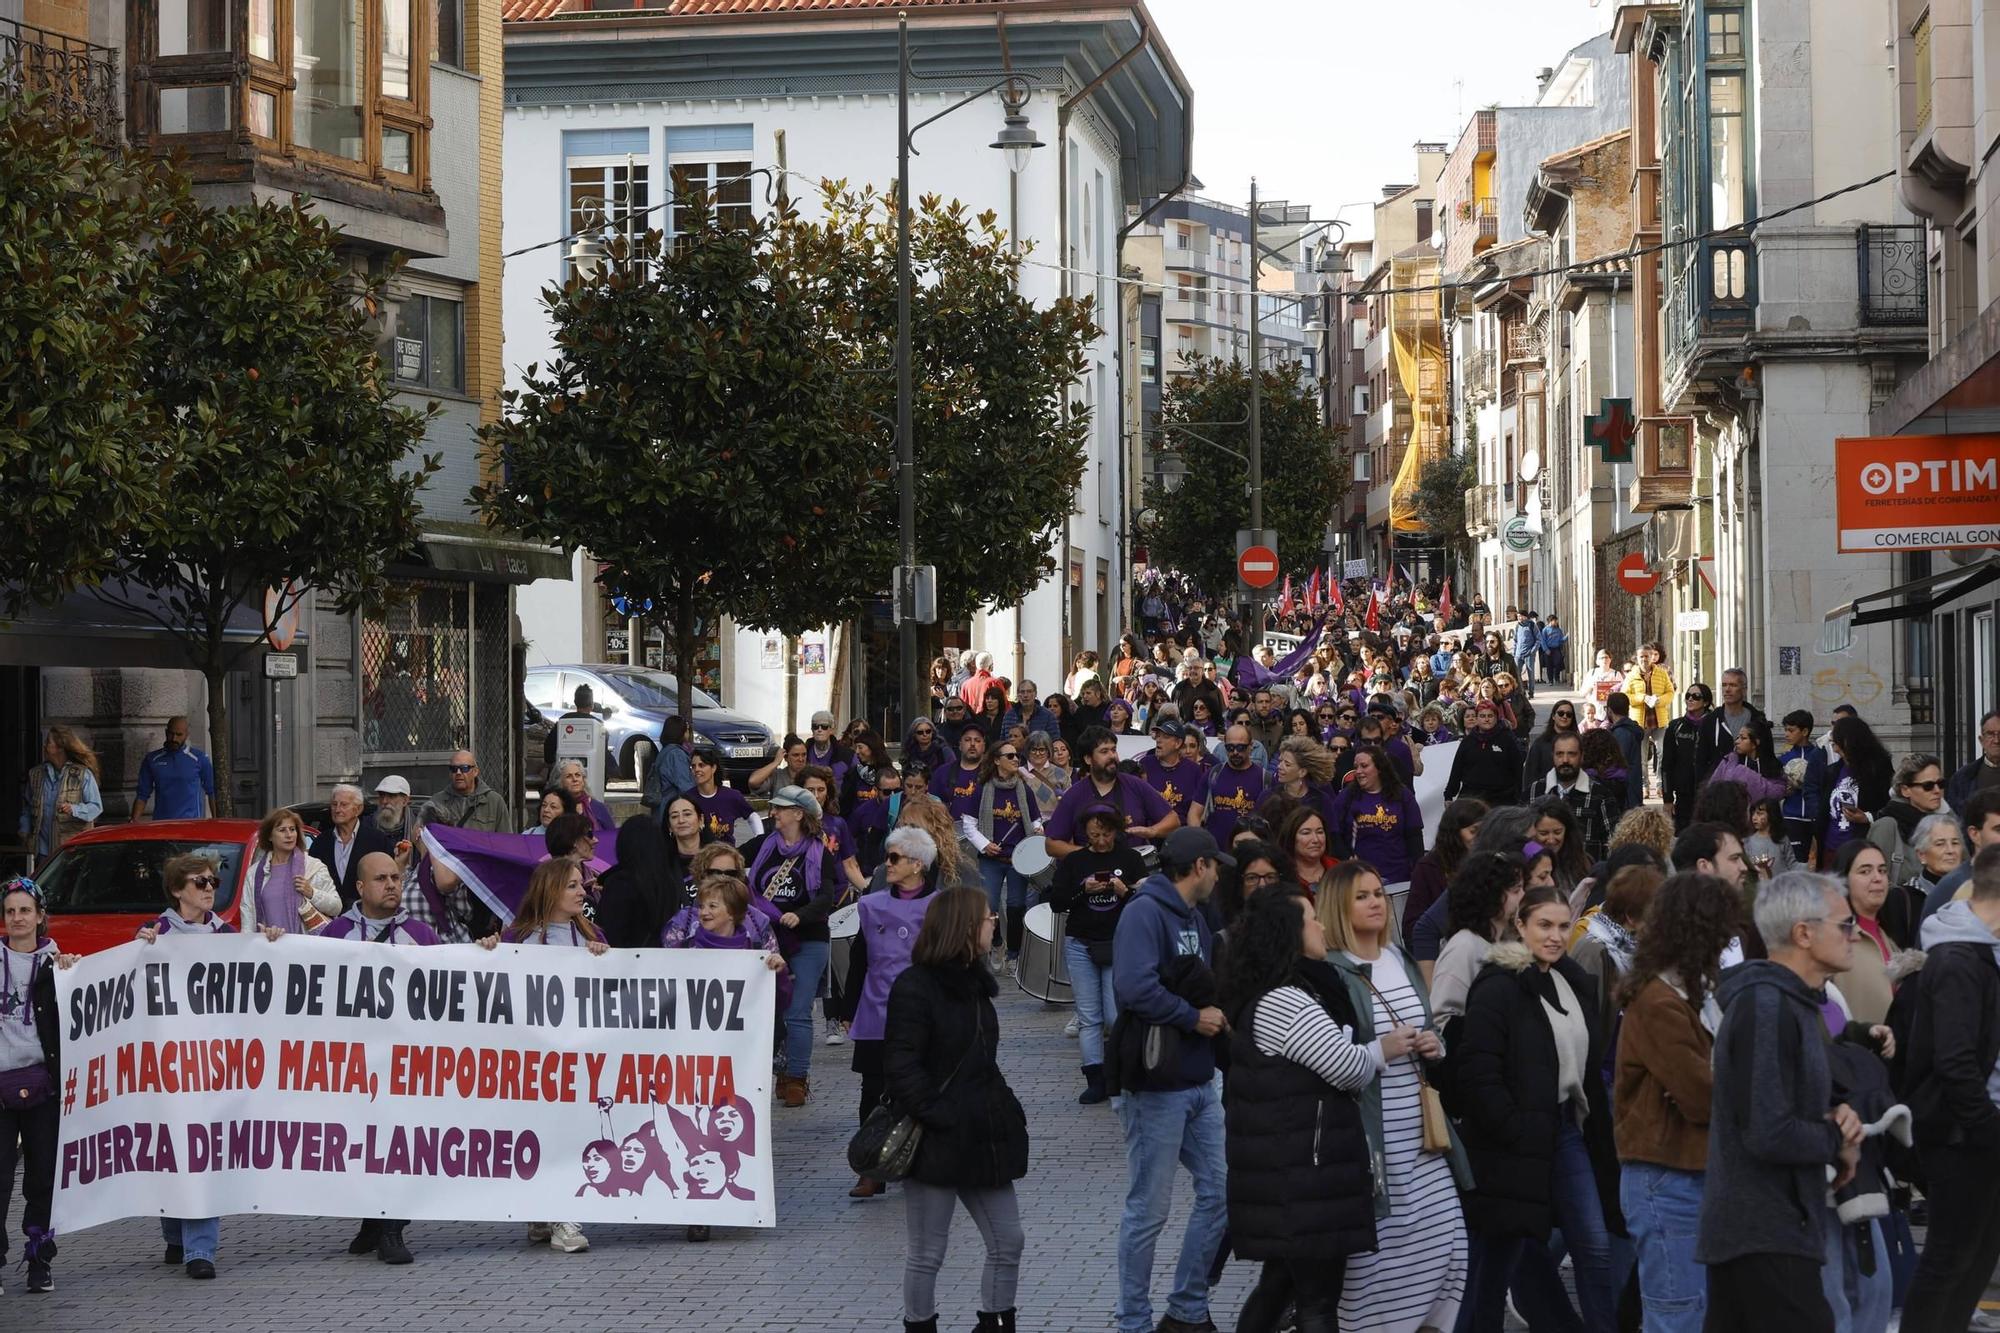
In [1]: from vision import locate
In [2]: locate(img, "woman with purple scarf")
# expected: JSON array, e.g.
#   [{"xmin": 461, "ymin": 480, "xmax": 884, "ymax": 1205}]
[
  {"xmin": 241, "ymin": 807, "xmax": 342, "ymax": 933},
  {"xmin": 847, "ymin": 824, "xmax": 942, "ymax": 1200},
  {"xmin": 1704, "ymin": 716, "xmax": 1788, "ymax": 806},
  {"xmin": 750, "ymin": 786, "xmax": 843, "ymax": 1108}
]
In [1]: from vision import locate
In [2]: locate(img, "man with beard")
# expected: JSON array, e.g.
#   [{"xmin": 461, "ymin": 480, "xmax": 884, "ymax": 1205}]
[
  {"xmin": 1245, "ymin": 689, "xmax": 1286, "ymax": 768},
  {"xmin": 1191, "ymin": 724, "xmax": 1265, "ymax": 846},
  {"xmin": 1044, "ymin": 727, "xmax": 1177, "ymax": 859},
  {"xmin": 938, "ymin": 726, "xmax": 986, "ymax": 823},
  {"xmin": 1535, "ymin": 733, "xmax": 1617, "ymax": 861},
  {"xmin": 309, "ymin": 782, "xmax": 400, "ymax": 908}
]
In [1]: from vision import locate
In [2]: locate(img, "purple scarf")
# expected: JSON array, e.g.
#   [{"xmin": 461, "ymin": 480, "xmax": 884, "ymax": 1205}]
[
  {"xmin": 691, "ymin": 922, "xmax": 792, "ymax": 1008},
  {"xmin": 255, "ymin": 849, "xmax": 308, "ymax": 927}
]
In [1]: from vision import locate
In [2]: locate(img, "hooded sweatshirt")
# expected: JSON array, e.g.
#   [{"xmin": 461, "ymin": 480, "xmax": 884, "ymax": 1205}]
[
  {"xmin": 1111, "ymin": 873, "xmax": 1217, "ymax": 1090},
  {"xmin": 1918, "ymin": 901, "xmax": 2000, "ymax": 1117},
  {"xmin": 1696, "ymin": 960, "xmax": 1843, "ymax": 1266},
  {"xmin": 0, "ymin": 939, "xmax": 55, "ymax": 1074}
]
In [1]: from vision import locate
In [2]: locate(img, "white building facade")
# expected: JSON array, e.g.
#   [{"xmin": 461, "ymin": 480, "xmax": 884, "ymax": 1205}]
[{"xmin": 500, "ymin": 2, "xmax": 1191, "ymax": 740}]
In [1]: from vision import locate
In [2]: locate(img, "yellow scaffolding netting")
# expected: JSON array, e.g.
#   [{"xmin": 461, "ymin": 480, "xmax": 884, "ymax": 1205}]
[{"xmin": 1388, "ymin": 251, "xmax": 1446, "ymax": 533}]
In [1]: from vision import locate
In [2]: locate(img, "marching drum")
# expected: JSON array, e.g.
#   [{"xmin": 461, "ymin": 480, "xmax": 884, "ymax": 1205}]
[
  {"xmin": 1015, "ymin": 903, "xmax": 1073, "ymax": 1005},
  {"xmin": 1010, "ymin": 835, "xmax": 1052, "ymax": 878},
  {"xmin": 828, "ymin": 902, "xmax": 861, "ymax": 993}
]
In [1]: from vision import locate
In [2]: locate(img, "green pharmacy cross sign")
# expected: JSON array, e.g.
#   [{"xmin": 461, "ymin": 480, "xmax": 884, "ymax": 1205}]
[{"xmin": 1587, "ymin": 397, "xmax": 1636, "ymax": 464}]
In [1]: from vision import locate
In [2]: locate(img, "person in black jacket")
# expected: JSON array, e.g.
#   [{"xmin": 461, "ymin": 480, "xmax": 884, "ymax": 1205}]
[
  {"xmin": 1902, "ymin": 845, "xmax": 2000, "ymax": 1333},
  {"xmin": 1452, "ymin": 884, "xmax": 1624, "ymax": 1333},
  {"xmin": 1444, "ymin": 699, "xmax": 1522, "ymax": 806},
  {"xmin": 594, "ymin": 814, "xmax": 686, "ymax": 950},
  {"xmin": 0, "ymin": 877, "xmax": 78, "ymax": 1295},
  {"xmin": 1044, "ymin": 807, "xmax": 1149, "ymax": 1106},
  {"xmin": 883, "ymin": 886, "xmax": 1029, "ymax": 1333},
  {"xmin": 1215, "ymin": 885, "xmax": 1382, "ymax": 1333},
  {"xmin": 1661, "ymin": 683, "xmax": 1728, "ymax": 832}
]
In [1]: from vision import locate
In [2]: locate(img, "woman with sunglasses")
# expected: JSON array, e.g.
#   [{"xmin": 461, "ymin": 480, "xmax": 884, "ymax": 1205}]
[
  {"xmin": 847, "ymin": 825, "xmax": 943, "ymax": 1200},
  {"xmin": 803, "ymin": 711, "xmax": 851, "ymax": 791},
  {"xmin": 1661, "ymin": 684, "xmax": 1729, "ymax": 833},
  {"xmin": 1863, "ymin": 752, "xmax": 1950, "ymax": 891},
  {"xmin": 902, "ymin": 719, "xmax": 950, "ymax": 780},
  {"xmin": 965, "ymin": 741, "xmax": 1043, "ymax": 968}
]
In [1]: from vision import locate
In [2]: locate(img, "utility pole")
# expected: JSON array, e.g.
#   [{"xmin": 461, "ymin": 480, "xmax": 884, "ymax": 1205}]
[
  {"xmin": 895, "ymin": 16, "xmax": 921, "ymax": 740},
  {"xmin": 1246, "ymin": 177, "xmax": 1263, "ymax": 652}
]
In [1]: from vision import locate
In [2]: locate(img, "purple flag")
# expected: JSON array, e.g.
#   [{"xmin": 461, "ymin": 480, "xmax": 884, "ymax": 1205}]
[
  {"xmin": 421, "ymin": 823, "xmax": 617, "ymax": 926},
  {"xmin": 1231, "ymin": 616, "xmax": 1328, "ymax": 690}
]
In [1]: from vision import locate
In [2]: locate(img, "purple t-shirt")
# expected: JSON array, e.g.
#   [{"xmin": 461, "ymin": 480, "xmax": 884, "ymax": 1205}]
[
  {"xmin": 1326, "ymin": 784, "xmax": 1423, "ymax": 884},
  {"xmin": 1200, "ymin": 763, "xmax": 1266, "ymax": 845},
  {"xmin": 689, "ymin": 785, "xmax": 755, "ymax": 844},
  {"xmin": 1044, "ymin": 773, "xmax": 1173, "ymax": 847},
  {"xmin": 1136, "ymin": 752, "xmax": 1206, "ymax": 822},
  {"xmin": 819, "ymin": 814, "xmax": 856, "ymax": 864},
  {"xmin": 938, "ymin": 762, "xmax": 983, "ymax": 821}
]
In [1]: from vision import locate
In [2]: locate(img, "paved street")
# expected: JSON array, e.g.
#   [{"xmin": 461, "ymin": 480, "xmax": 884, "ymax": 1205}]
[{"xmin": 23, "ymin": 980, "xmax": 1245, "ymax": 1332}]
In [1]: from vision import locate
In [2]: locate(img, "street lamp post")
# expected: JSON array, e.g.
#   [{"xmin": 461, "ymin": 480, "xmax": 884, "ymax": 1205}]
[{"xmin": 894, "ymin": 13, "xmax": 1040, "ymax": 736}]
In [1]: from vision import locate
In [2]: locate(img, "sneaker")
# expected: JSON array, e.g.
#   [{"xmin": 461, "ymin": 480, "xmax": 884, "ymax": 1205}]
[
  {"xmin": 824, "ymin": 1020, "xmax": 847, "ymax": 1046},
  {"xmin": 185, "ymin": 1259, "xmax": 216, "ymax": 1280},
  {"xmin": 25, "ymin": 1260, "xmax": 51, "ymax": 1294},
  {"xmin": 375, "ymin": 1227, "xmax": 414, "ymax": 1266},
  {"xmin": 1155, "ymin": 1317, "xmax": 1216, "ymax": 1333},
  {"xmin": 1063, "ymin": 1016, "xmax": 1079, "ymax": 1038},
  {"xmin": 1968, "ymin": 1313, "xmax": 2000, "ymax": 1333},
  {"xmin": 164, "ymin": 1243, "xmax": 184, "ymax": 1265},
  {"xmin": 526, "ymin": 1222, "xmax": 554, "ymax": 1243},
  {"xmin": 549, "ymin": 1223, "xmax": 588, "ymax": 1254},
  {"xmin": 347, "ymin": 1221, "xmax": 380, "ymax": 1256}
]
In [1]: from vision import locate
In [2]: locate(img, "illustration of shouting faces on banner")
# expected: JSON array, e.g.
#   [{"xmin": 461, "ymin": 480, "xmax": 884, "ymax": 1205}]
[{"xmin": 581, "ymin": 1094, "xmax": 758, "ymax": 1201}]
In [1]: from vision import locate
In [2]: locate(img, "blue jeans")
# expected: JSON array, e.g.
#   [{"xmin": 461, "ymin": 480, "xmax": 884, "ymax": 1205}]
[
  {"xmin": 1621, "ymin": 1162, "xmax": 1706, "ymax": 1333},
  {"xmin": 1064, "ymin": 939, "xmax": 1117, "ymax": 1068},
  {"xmin": 163, "ymin": 1216, "xmax": 220, "ymax": 1263},
  {"xmin": 1458, "ymin": 1120, "xmax": 1615, "ymax": 1333},
  {"xmin": 1822, "ymin": 1214, "xmax": 1892, "ymax": 1333},
  {"xmin": 782, "ymin": 940, "xmax": 830, "ymax": 1078},
  {"xmin": 1116, "ymin": 1076, "xmax": 1228, "ymax": 1333},
  {"xmin": 977, "ymin": 857, "xmax": 1030, "ymax": 957}
]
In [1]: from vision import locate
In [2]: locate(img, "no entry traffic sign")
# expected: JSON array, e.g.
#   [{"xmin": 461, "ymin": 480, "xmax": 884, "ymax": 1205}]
[
  {"xmin": 1618, "ymin": 552, "xmax": 1660, "ymax": 596},
  {"xmin": 1238, "ymin": 545, "xmax": 1280, "ymax": 590}
]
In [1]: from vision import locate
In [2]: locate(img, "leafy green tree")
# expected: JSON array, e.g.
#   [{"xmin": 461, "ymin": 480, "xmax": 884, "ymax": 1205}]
[
  {"xmin": 90, "ymin": 200, "xmax": 439, "ymax": 811},
  {"xmin": 0, "ymin": 91, "xmax": 190, "ymax": 611},
  {"xmin": 475, "ymin": 201, "xmax": 887, "ymax": 739},
  {"xmin": 1142, "ymin": 356, "xmax": 1347, "ymax": 595},
  {"xmin": 1411, "ymin": 444, "xmax": 1479, "ymax": 576},
  {"xmin": 798, "ymin": 185, "xmax": 1100, "ymax": 619}
]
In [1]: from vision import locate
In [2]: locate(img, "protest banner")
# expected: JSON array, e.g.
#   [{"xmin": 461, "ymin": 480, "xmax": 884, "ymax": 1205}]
[{"xmin": 53, "ymin": 935, "xmax": 776, "ymax": 1232}]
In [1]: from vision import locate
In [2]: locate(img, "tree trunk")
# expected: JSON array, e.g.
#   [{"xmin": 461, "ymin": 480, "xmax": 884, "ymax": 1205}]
[
  {"xmin": 675, "ymin": 583, "xmax": 698, "ymax": 749},
  {"xmin": 203, "ymin": 661, "xmax": 233, "ymax": 817}
]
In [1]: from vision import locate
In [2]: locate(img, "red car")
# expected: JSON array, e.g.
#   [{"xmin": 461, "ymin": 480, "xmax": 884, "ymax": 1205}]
[{"xmin": 36, "ymin": 819, "xmax": 260, "ymax": 955}]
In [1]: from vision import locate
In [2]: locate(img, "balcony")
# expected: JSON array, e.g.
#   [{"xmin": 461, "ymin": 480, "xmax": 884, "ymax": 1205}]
[
  {"xmin": 1, "ymin": 16, "xmax": 119, "ymax": 135},
  {"xmin": 1164, "ymin": 246, "xmax": 1234, "ymax": 279},
  {"xmin": 1627, "ymin": 418, "xmax": 1697, "ymax": 514},
  {"xmin": 1857, "ymin": 224, "xmax": 1928, "ymax": 328},
  {"xmin": 1504, "ymin": 324, "xmax": 1544, "ymax": 365},
  {"xmin": 1665, "ymin": 233, "xmax": 1756, "ymax": 387},
  {"xmin": 1477, "ymin": 196, "xmax": 1499, "ymax": 249},
  {"xmin": 1464, "ymin": 482, "xmax": 1501, "ymax": 537},
  {"xmin": 1463, "ymin": 347, "xmax": 1497, "ymax": 404},
  {"xmin": 1162, "ymin": 293, "xmax": 1215, "ymax": 327}
]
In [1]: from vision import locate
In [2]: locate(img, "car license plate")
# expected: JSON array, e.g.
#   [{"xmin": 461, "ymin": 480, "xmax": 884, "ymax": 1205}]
[{"xmin": 728, "ymin": 746, "xmax": 765, "ymax": 759}]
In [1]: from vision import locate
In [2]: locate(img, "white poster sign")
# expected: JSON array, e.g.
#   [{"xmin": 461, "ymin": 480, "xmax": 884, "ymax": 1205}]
[
  {"xmin": 1413, "ymin": 740, "xmax": 1460, "ymax": 849},
  {"xmin": 54, "ymin": 936, "xmax": 776, "ymax": 1233}
]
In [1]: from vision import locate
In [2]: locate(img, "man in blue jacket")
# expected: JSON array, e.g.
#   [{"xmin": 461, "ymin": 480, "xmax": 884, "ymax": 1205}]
[{"xmin": 1112, "ymin": 827, "xmax": 1230, "ymax": 1333}]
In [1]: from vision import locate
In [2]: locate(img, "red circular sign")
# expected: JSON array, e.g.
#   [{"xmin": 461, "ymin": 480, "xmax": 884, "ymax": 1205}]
[
  {"xmin": 1237, "ymin": 545, "xmax": 1280, "ymax": 590},
  {"xmin": 1617, "ymin": 553, "xmax": 1660, "ymax": 596}
]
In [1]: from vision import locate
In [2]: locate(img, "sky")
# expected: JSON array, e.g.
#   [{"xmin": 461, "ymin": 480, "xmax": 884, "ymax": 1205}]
[{"xmin": 1140, "ymin": 0, "xmax": 1620, "ymax": 241}]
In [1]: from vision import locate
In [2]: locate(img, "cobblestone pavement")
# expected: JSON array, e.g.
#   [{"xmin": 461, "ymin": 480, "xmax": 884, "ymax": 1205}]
[{"xmin": 13, "ymin": 978, "xmax": 1248, "ymax": 1332}]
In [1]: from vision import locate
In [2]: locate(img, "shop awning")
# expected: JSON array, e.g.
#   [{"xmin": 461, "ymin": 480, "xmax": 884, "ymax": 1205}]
[
  {"xmin": 412, "ymin": 531, "xmax": 571, "ymax": 584},
  {"xmin": 1820, "ymin": 554, "xmax": 2000, "ymax": 652}
]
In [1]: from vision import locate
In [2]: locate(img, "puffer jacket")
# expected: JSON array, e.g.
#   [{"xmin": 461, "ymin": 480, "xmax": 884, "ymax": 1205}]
[{"xmin": 882, "ymin": 960, "xmax": 1029, "ymax": 1189}]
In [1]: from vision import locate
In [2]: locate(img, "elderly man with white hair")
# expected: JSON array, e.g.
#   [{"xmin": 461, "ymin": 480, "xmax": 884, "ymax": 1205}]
[
  {"xmin": 308, "ymin": 781, "xmax": 399, "ymax": 908},
  {"xmin": 959, "ymin": 650, "xmax": 1002, "ymax": 714}
]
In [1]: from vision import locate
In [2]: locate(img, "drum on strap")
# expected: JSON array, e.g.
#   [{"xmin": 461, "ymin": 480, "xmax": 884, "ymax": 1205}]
[
  {"xmin": 1015, "ymin": 902, "xmax": 1073, "ymax": 1005},
  {"xmin": 828, "ymin": 902, "xmax": 861, "ymax": 993},
  {"xmin": 1011, "ymin": 835, "xmax": 1052, "ymax": 878}
]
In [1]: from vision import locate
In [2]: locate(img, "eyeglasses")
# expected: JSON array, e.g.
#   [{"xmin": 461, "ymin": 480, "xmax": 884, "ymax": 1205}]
[
  {"xmin": 912, "ymin": 727, "xmax": 934, "ymax": 736},
  {"xmin": 1224, "ymin": 743, "xmax": 1250, "ymax": 753},
  {"xmin": 447, "ymin": 764, "xmax": 476, "ymax": 774},
  {"xmin": 996, "ymin": 751, "xmax": 1020, "ymax": 761},
  {"xmin": 883, "ymin": 852, "xmax": 908, "ymax": 865},
  {"xmin": 1241, "ymin": 871, "xmax": 1281, "ymax": 887},
  {"xmin": 813, "ymin": 723, "xmax": 832, "ymax": 731},
  {"xmin": 186, "ymin": 874, "xmax": 220, "ymax": 889},
  {"xmin": 1807, "ymin": 915, "xmax": 1862, "ymax": 938},
  {"xmin": 1906, "ymin": 779, "xmax": 1943, "ymax": 792},
  {"xmin": 1554, "ymin": 709, "xmax": 1574, "ymax": 718}
]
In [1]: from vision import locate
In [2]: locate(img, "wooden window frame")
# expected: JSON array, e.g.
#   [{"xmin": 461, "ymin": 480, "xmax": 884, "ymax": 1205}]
[{"xmin": 132, "ymin": 0, "xmax": 430, "ymax": 191}]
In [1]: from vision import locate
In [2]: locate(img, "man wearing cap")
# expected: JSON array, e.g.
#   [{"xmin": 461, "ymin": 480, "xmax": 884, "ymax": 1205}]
[
  {"xmin": 1138, "ymin": 720, "xmax": 1205, "ymax": 825},
  {"xmin": 938, "ymin": 726, "xmax": 987, "ymax": 825},
  {"xmin": 1112, "ymin": 826, "xmax": 1231, "ymax": 1333},
  {"xmin": 1044, "ymin": 727, "xmax": 1178, "ymax": 860},
  {"xmin": 1191, "ymin": 724, "xmax": 1265, "ymax": 847},
  {"xmin": 131, "ymin": 716, "xmax": 215, "ymax": 821}
]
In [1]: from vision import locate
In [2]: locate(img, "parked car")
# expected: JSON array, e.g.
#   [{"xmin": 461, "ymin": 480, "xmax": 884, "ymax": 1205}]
[
  {"xmin": 523, "ymin": 664, "xmax": 775, "ymax": 788},
  {"xmin": 37, "ymin": 819, "xmax": 259, "ymax": 956}
]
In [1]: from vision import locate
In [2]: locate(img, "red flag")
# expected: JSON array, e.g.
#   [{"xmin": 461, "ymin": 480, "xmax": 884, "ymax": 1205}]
[
  {"xmin": 1305, "ymin": 569, "xmax": 1321, "ymax": 613},
  {"xmin": 1330, "ymin": 575, "xmax": 1344, "ymax": 618},
  {"xmin": 1364, "ymin": 587, "xmax": 1381, "ymax": 632},
  {"xmin": 1278, "ymin": 574, "xmax": 1295, "ymax": 619},
  {"xmin": 1437, "ymin": 577, "xmax": 1455, "ymax": 627}
]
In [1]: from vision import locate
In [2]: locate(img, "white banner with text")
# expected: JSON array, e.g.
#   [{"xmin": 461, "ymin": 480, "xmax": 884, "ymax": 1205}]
[{"xmin": 53, "ymin": 936, "xmax": 776, "ymax": 1232}]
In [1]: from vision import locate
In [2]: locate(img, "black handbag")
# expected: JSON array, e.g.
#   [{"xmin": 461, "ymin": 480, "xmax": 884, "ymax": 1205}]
[{"xmin": 846, "ymin": 1008, "xmax": 978, "ymax": 1183}]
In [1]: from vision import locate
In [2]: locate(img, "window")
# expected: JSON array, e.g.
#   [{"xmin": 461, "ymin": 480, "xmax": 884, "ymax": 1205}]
[
  {"xmin": 249, "ymin": 0, "xmax": 276, "ymax": 59},
  {"xmin": 433, "ymin": 0, "xmax": 463, "ymax": 66},
  {"xmin": 381, "ymin": 0, "xmax": 413, "ymax": 99},
  {"xmin": 1706, "ymin": 8, "xmax": 1742, "ymax": 59},
  {"xmin": 568, "ymin": 160, "xmax": 651, "ymax": 246},
  {"xmin": 293, "ymin": 0, "xmax": 366, "ymax": 159},
  {"xmin": 1140, "ymin": 335, "xmax": 1159, "ymax": 382},
  {"xmin": 392, "ymin": 294, "xmax": 463, "ymax": 393},
  {"xmin": 160, "ymin": 0, "xmax": 231, "ymax": 55},
  {"xmin": 160, "ymin": 85, "xmax": 231, "ymax": 133},
  {"xmin": 1707, "ymin": 72, "xmax": 1745, "ymax": 228},
  {"xmin": 38, "ymin": 840, "xmax": 247, "ymax": 915},
  {"xmin": 669, "ymin": 159, "xmax": 753, "ymax": 236}
]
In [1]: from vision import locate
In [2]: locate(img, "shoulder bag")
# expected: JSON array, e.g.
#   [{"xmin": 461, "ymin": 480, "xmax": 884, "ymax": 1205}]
[
  {"xmin": 1360, "ymin": 970, "xmax": 1453, "ymax": 1155},
  {"xmin": 847, "ymin": 1004, "xmax": 979, "ymax": 1183}
]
